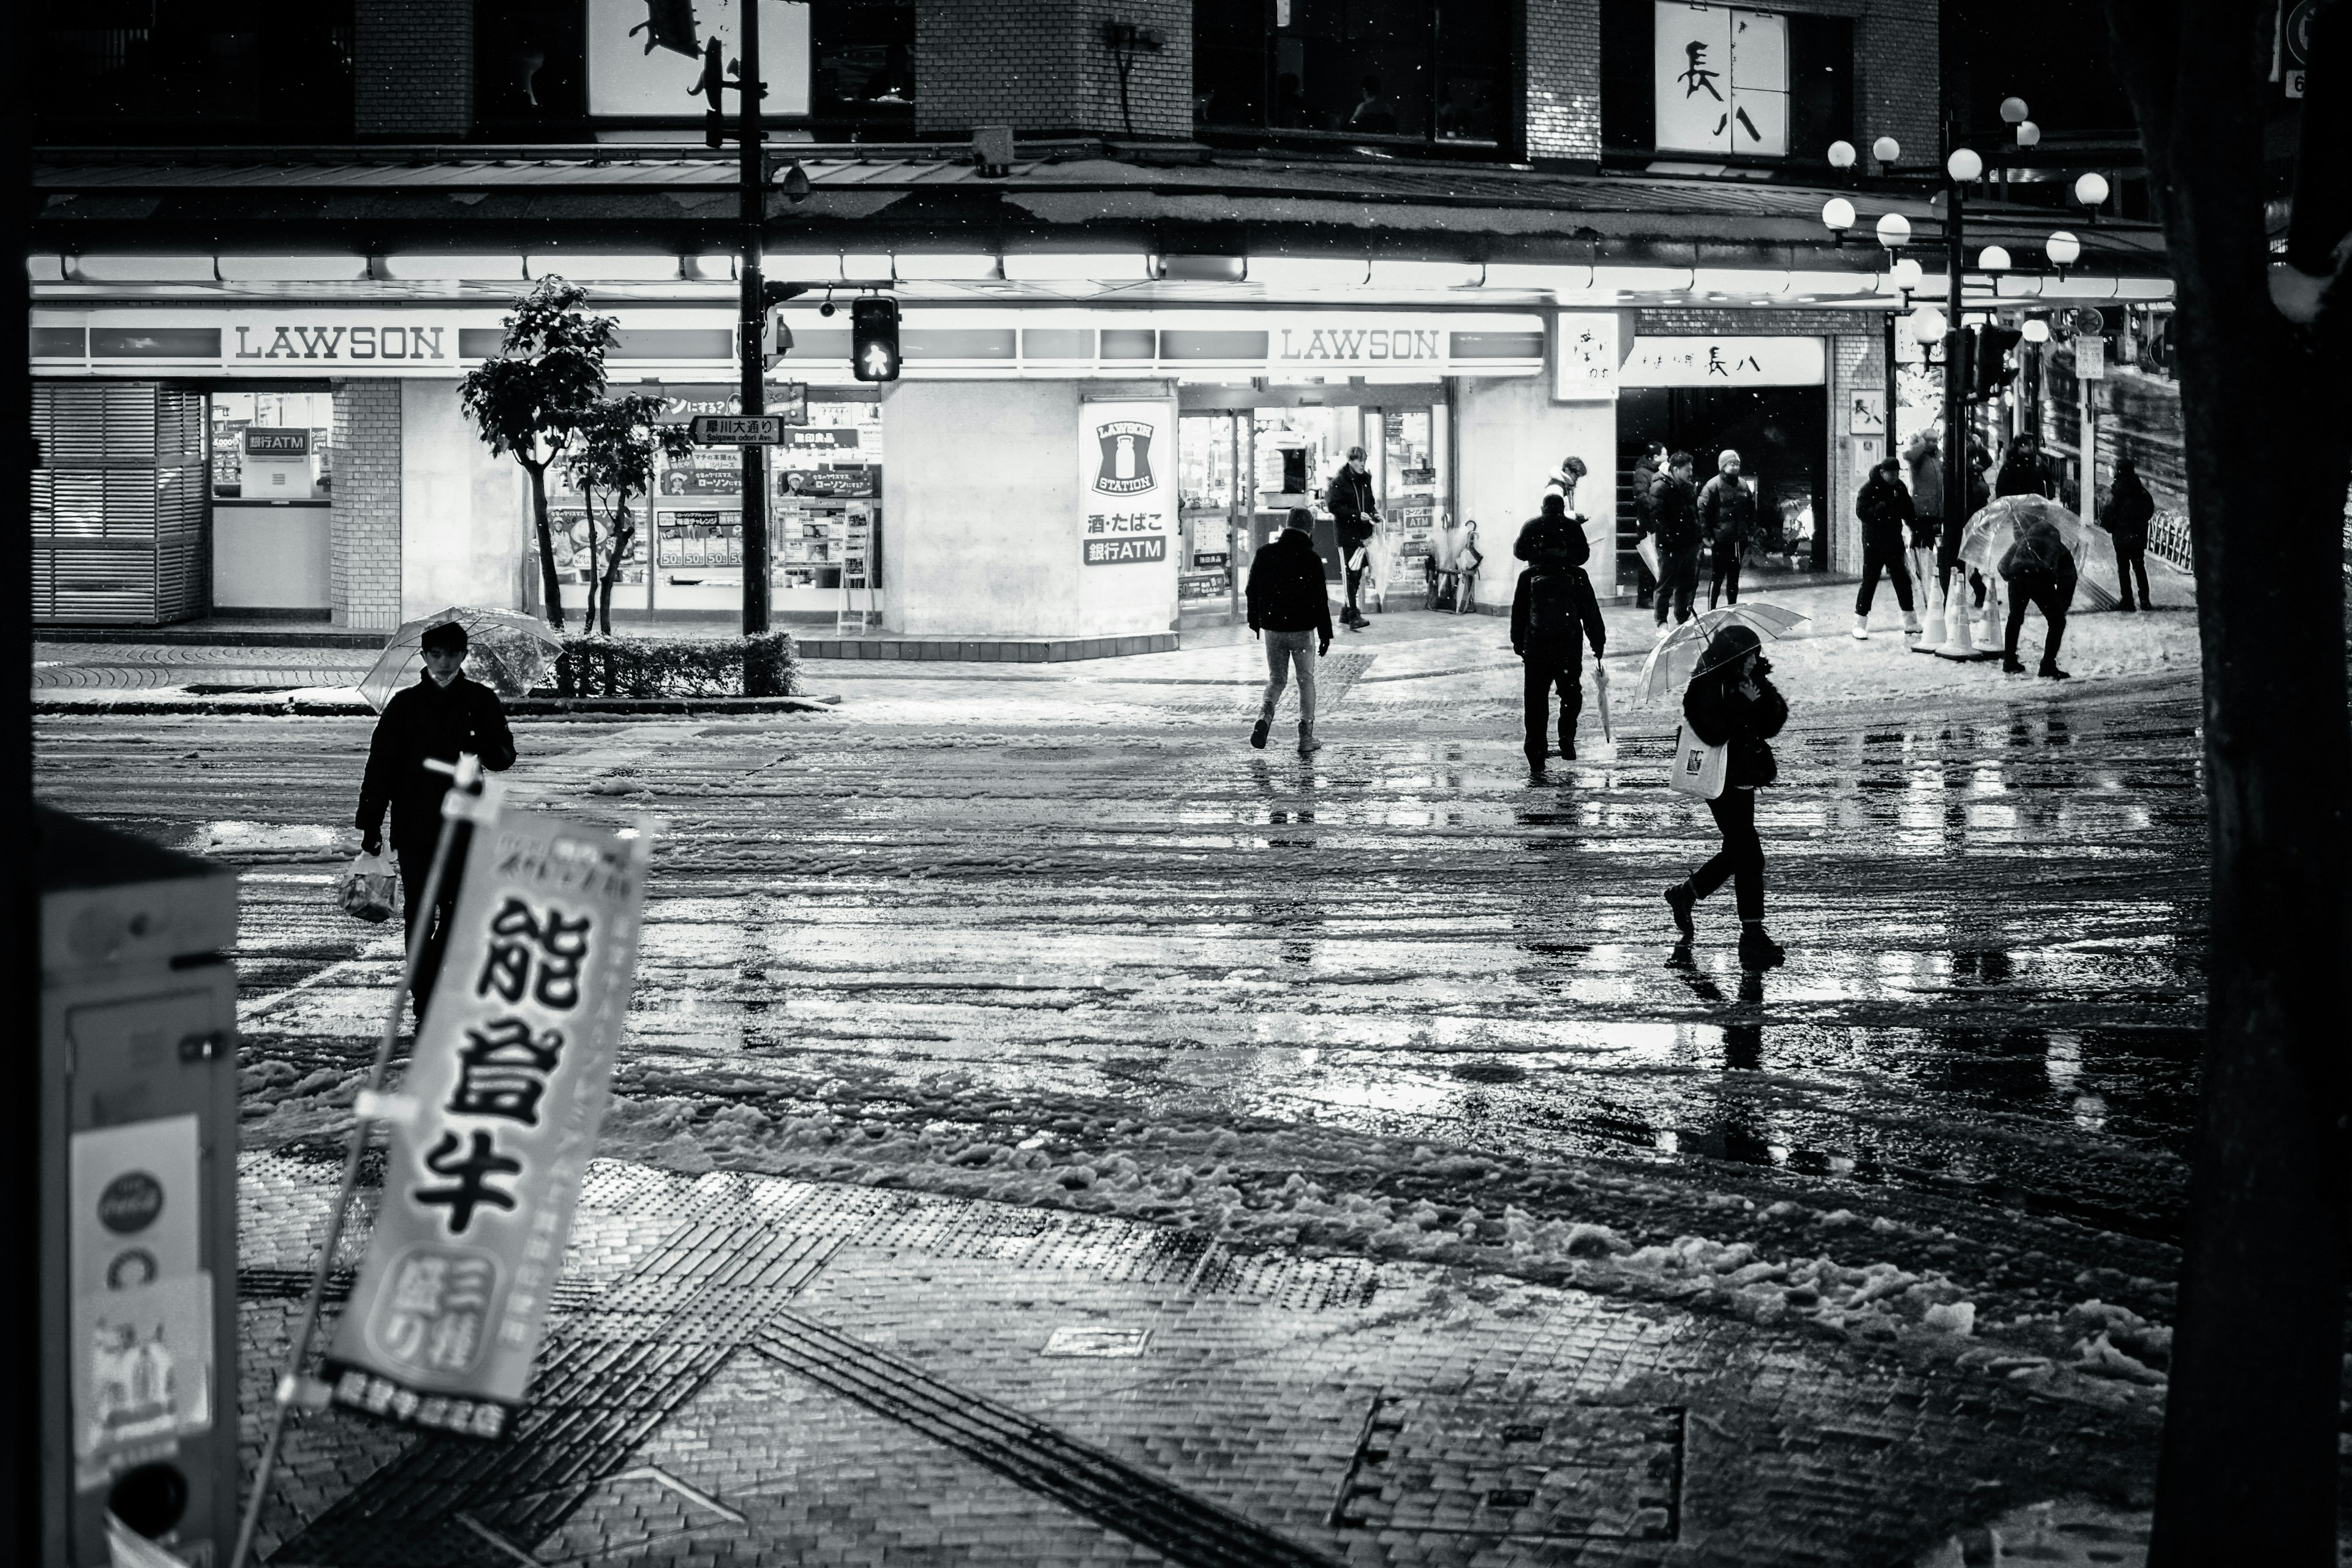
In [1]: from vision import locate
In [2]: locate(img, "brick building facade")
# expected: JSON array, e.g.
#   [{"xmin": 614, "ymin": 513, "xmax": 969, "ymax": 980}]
[
  {"xmin": 355, "ymin": 0, "xmax": 477, "ymax": 140},
  {"xmin": 331, "ymin": 380, "xmax": 405, "ymax": 631},
  {"xmin": 916, "ymin": 0, "xmax": 1195, "ymax": 140}
]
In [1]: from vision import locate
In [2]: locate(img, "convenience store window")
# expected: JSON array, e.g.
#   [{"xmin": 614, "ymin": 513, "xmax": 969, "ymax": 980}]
[{"xmin": 209, "ymin": 391, "xmax": 334, "ymax": 501}]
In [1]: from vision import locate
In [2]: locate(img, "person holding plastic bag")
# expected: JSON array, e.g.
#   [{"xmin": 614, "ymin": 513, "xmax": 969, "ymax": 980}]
[
  {"xmin": 1664, "ymin": 624, "xmax": 1789, "ymax": 970},
  {"xmin": 354, "ymin": 619, "xmax": 518, "ymax": 1020}
]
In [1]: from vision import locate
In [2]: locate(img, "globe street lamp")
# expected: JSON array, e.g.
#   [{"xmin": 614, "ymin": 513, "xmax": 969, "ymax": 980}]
[
  {"xmin": 1872, "ymin": 135, "xmax": 1902, "ymax": 178},
  {"xmin": 1941, "ymin": 136, "xmax": 1978, "ymax": 568},
  {"xmin": 1876, "ymin": 212, "xmax": 1912, "ymax": 254},
  {"xmin": 1822, "ymin": 195, "xmax": 1856, "ymax": 243},
  {"xmin": 1828, "ymin": 140, "xmax": 1857, "ymax": 185},
  {"xmin": 2074, "ymin": 170, "xmax": 2111, "ymax": 224},
  {"xmin": 2046, "ymin": 229, "xmax": 2081, "ymax": 280},
  {"xmin": 1980, "ymin": 246, "xmax": 2013, "ymax": 272},
  {"xmin": 1890, "ymin": 256, "xmax": 1924, "ymax": 303}
]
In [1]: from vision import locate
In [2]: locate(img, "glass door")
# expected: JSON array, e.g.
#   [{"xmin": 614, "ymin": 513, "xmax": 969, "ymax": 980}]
[{"xmin": 1178, "ymin": 413, "xmax": 1245, "ymax": 613}]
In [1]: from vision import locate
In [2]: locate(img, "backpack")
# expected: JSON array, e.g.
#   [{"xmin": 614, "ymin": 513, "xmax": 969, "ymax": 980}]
[{"xmin": 1526, "ymin": 569, "xmax": 1579, "ymax": 637}]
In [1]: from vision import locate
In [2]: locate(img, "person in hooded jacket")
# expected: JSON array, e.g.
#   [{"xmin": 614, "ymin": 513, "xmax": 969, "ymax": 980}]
[
  {"xmin": 1246, "ymin": 508, "xmax": 1336, "ymax": 753},
  {"xmin": 356, "ymin": 619, "xmax": 518, "ymax": 1020},
  {"xmin": 1629, "ymin": 441, "xmax": 1664, "ymax": 609},
  {"xmin": 2103, "ymin": 459, "xmax": 2157, "ymax": 611},
  {"xmin": 1903, "ymin": 432, "xmax": 1945, "ymax": 594},
  {"xmin": 1851, "ymin": 456, "xmax": 1921, "ymax": 639},
  {"xmin": 1651, "ymin": 450, "xmax": 1702, "ymax": 626},
  {"xmin": 1996, "ymin": 434, "xmax": 2057, "ymax": 500},
  {"xmin": 1997, "ymin": 511, "xmax": 2077, "ymax": 678},
  {"xmin": 1510, "ymin": 495, "xmax": 1608, "ymax": 779},
  {"xmin": 1697, "ymin": 450, "xmax": 1756, "ymax": 609},
  {"xmin": 1664, "ymin": 624, "xmax": 1789, "ymax": 970}
]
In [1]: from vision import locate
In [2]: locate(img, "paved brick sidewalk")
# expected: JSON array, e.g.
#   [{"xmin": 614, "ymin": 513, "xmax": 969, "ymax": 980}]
[{"xmin": 239, "ymin": 1153, "xmax": 2158, "ymax": 1568}]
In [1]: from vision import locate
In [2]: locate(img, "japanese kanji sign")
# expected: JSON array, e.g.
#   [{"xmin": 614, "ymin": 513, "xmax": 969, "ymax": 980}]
[
  {"xmin": 1554, "ymin": 312, "xmax": 1623, "ymax": 400},
  {"xmin": 1079, "ymin": 399, "xmax": 1177, "ymax": 572},
  {"xmin": 1619, "ymin": 334, "xmax": 1825, "ymax": 387},
  {"xmin": 328, "ymin": 809, "xmax": 652, "ymax": 1438},
  {"xmin": 1653, "ymin": 4, "xmax": 1790, "ymax": 159}
]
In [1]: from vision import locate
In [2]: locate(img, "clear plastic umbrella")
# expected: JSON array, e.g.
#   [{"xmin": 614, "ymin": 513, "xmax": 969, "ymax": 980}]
[
  {"xmin": 1636, "ymin": 604, "xmax": 1809, "ymax": 703},
  {"xmin": 357, "ymin": 606, "xmax": 564, "ymax": 714},
  {"xmin": 1956, "ymin": 497, "xmax": 2120, "ymax": 603}
]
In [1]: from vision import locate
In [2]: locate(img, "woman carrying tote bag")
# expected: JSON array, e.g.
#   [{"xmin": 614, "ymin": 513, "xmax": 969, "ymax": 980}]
[{"xmin": 1664, "ymin": 624, "xmax": 1790, "ymax": 970}]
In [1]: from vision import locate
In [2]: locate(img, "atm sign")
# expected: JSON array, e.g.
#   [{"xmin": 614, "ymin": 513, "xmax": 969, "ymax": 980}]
[{"xmin": 243, "ymin": 428, "xmax": 312, "ymax": 456}]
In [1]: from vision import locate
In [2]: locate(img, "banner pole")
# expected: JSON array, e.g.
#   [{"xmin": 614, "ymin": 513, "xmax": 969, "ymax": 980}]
[{"xmin": 227, "ymin": 756, "xmax": 493, "ymax": 1568}]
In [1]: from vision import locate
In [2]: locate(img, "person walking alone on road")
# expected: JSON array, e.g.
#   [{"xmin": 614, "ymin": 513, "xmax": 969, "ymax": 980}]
[
  {"xmin": 1996, "ymin": 433, "xmax": 2057, "ymax": 500},
  {"xmin": 2103, "ymin": 458, "xmax": 2157, "ymax": 611},
  {"xmin": 1902, "ymin": 431, "xmax": 1944, "ymax": 598},
  {"xmin": 1998, "ymin": 510, "xmax": 2076, "ymax": 679},
  {"xmin": 1653, "ymin": 450, "xmax": 1702, "ymax": 627},
  {"xmin": 356, "ymin": 619, "xmax": 518, "ymax": 1022},
  {"xmin": 1665, "ymin": 625, "xmax": 1789, "ymax": 970},
  {"xmin": 1246, "ymin": 509, "xmax": 1336, "ymax": 754},
  {"xmin": 1630, "ymin": 440, "xmax": 1665, "ymax": 609},
  {"xmin": 1852, "ymin": 457, "xmax": 1921, "ymax": 640},
  {"xmin": 1511, "ymin": 496, "xmax": 1608, "ymax": 780},
  {"xmin": 1698, "ymin": 450, "xmax": 1757, "ymax": 609},
  {"xmin": 1328, "ymin": 447, "xmax": 1379, "ymax": 631}
]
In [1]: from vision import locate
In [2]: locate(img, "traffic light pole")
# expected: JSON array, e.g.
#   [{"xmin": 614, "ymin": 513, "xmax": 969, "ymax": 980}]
[
  {"xmin": 1943, "ymin": 134, "xmax": 1966, "ymax": 527},
  {"xmin": 738, "ymin": 0, "xmax": 769, "ymax": 636}
]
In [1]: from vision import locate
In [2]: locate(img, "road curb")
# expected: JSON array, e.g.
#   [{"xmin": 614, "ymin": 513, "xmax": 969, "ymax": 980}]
[{"xmin": 35, "ymin": 695, "xmax": 843, "ymax": 719}]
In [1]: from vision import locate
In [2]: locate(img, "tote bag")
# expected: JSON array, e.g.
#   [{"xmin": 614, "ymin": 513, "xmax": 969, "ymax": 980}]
[{"xmin": 1667, "ymin": 724, "xmax": 1729, "ymax": 800}]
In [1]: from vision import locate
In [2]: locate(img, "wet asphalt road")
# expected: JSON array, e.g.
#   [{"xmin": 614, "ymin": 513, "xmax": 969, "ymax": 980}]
[{"xmin": 33, "ymin": 649, "xmax": 2208, "ymax": 1330}]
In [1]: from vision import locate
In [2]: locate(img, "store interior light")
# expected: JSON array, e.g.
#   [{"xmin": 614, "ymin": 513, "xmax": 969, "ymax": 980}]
[
  {"xmin": 1248, "ymin": 256, "xmax": 1372, "ymax": 288},
  {"xmin": 891, "ymin": 253, "xmax": 1001, "ymax": 281},
  {"xmin": 687, "ymin": 253, "xmax": 737, "ymax": 281},
  {"xmin": 1001, "ymin": 252, "xmax": 1153, "ymax": 282},
  {"xmin": 841, "ymin": 253, "xmax": 895, "ymax": 282},
  {"xmin": 1366, "ymin": 259, "xmax": 1483, "ymax": 288},
  {"xmin": 1593, "ymin": 265, "xmax": 1692, "ymax": 293},
  {"xmin": 764, "ymin": 254, "xmax": 842, "ymax": 282},
  {"xmin": 1694, "ymin": 268, "xmax": 1792, "ymax": 296},
  {"xmin": 1787, "ymin": 268, "xmax": 1877, "ymax": 296}
]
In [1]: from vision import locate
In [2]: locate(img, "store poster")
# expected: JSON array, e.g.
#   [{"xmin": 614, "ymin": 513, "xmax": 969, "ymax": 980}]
[
  {"xmin": 1080, "ymin": 401, "xmax": 1177, "ymax": 568},
  {"xmin": 329, "ymin": 811, "xmax": 650, "ymax": 1437},
  {"xmin": 1654, "ymin": 3, "xmax": 1789, "ymax": 157}
]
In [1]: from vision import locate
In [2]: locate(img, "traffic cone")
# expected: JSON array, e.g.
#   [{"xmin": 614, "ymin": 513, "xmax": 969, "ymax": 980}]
[
  {"xmin": 1918, "ymin": 571, "xmax": 1947, "ymax": 649},
  {"xmin": 1934, "ymin": 577, "xmax": 1981, "ymax": 659}
]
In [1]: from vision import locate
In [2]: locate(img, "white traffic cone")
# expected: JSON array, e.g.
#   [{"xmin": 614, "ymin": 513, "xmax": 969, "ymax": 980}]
[
  {"xmin": 1918, "ymin": 569, "xmax": 1947, "ymax": 649},
  {"xmin": 1934, "ymin": 578, "xmax": 1980, "ymax": 659}
]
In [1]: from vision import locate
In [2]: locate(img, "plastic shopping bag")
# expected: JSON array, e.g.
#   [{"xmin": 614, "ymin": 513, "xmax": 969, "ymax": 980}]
[{"xmin": 339, "ymin": 850, "xmax": 399, "ymax": 924}]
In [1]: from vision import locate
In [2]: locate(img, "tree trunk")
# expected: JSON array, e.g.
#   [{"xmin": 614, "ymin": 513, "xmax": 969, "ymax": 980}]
[
  {"xmin": 598, "ymin": 491, "xmax": 638, "ymax": 636},
  {"xmin": 523, "ymin": 456, "xmax": 565, "ymax": 631},
  {"xmin": 2100, "ymin": 2, "xmax": 2352, "ymax": 1559}
]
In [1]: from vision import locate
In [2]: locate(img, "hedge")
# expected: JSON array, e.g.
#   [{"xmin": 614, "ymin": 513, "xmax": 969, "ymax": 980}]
[{"xmin": 551, "ymin": 633, "xmax": 798, "ymax": 699}]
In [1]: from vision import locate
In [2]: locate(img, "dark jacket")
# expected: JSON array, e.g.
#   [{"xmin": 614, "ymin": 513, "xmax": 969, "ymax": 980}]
[
  {"xmin": 1683, "ymin": 666, "xmax": 1788, "ymax": 790},
  {"xmin": 1904, "ymin": 439, "xmax": 1945, "ymax": 519},
  {"xmin": 1245, "ymin": 527, "xmax": 1336, "ymax": 638},
  {"xmin": 1999, "ymin": 518, "xmax": 2078, "ymax": 599},
  {"xmin": 1630, "ymin": 454, "xmax": 1661, "ymax": 538},
  {"xmin": 1855, "ymin": 471, "xmax": 1917, "ymax": 552},
  {"xmin": 1652, "ymin": 470, "xmax": 1701, "ymax": 554},
  {"xmin": 1996, "ymin": 453, "xmax": 2056, "ymax": 500},
  {"xmin": 1511, "ymin": 563, "xmax": 1607, "ymax": 665},
  {"xmin": 1327, "ymin": 466, "xmax": 1378, "ymax": 548},
  {"xmin": 1696, "ymin": 474, "xmax": 1756, "ymax": 549},
  {"xmin": 1966, "ymin": 464, "xmax": 1991, "ymax": 518},
  {"xmin": 2103, "ymin": 473, "xmax": 2155, "ymax": 548},
  {"xmin": 1514, "ymin": 510, "xmax": 1588, "ymax": 568},
  {"xmin": 357, "ymin": 673, "xmax": 518, "ymax": 851}
]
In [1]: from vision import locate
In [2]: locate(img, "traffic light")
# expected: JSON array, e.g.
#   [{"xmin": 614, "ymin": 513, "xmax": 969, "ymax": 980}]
[
  {"xmin": 851, "ymin": 297, "xmax": 901, "ymax": 382},
  {"xmin": 1976, "ymin": 326, "xmax": 2023, "ymax": 399},
  {"xmin": 700, "ymin": 37, "xmax": 727, "ymax": 148}
]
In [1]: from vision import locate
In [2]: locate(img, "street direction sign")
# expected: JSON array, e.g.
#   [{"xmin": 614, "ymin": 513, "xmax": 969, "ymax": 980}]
[{"xmin": 689, "ymin": 415, "xmax": 785, "ymax": 445}]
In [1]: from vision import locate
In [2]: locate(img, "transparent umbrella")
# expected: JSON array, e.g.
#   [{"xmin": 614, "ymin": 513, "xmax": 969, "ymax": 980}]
[
  {"xmin": 1956, "ymin": 497, "xmax": 2120, "ymax": 604},
  {"xmin": 357, "ymin": 606, "xmax": 564, "ymax": 714},
  {"xmin": 1636, "ymin": 604, "xmax": 1810, "ymax": 703}
]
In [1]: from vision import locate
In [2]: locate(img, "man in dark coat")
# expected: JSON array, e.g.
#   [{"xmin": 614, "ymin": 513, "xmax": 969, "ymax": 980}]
[
  {"xmin": 1327, "ymin": 446, "xmax": 1379, "ymax": 630},
  {"xmin": 357, "ymin": 619, "xmax": 518, "ymax": 1020},
  {"xmin": 1246, "ymin": 510, "xmax": 1335, "ymax": 755},
  {"xmin": 1995, "ymin": 434, "xmax": 2057, "ymax": 500},
  {"xmin": 1697, "ymin": 450, "xmax": 1756, "ymax": 609},
  {"xmin": 1652, "ymin": 450, "xmax": 1702, "ymax": 627},
  {"xmin": 1510, "ymin": 496, "xmax": 1608, "ymax": 780},
  {"xmin": 1902, "ymin": 432, "xmax": 1945, "ymax": 594},
  {"xmin": 1629, "ymin": 440, "xmax": 1664, "ymax": 609},
  {"xmin": 1852, "ymin": 458, "xmax": 1921, "ymax": 639},
  {"xmin": 2102, "ymin": 459, "xmax": 2158, "ymax": 611},
  {"xmin": 1997, "ymin": 513, "xmax": 2078, "ymax": 679}
]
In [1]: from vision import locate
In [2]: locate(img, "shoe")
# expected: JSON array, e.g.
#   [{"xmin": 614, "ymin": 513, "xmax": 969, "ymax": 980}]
[
  {"xmin": 1738, "ymin": 927, "xmax": 1787, "ymax": 970},
  {"xmin": 1560, "ymin": 741, "xmax": 1577, "ymax": 761},
  {"xmin": 1902, "ymin": 611, "xmax": 1922, "ymax": 638},
  {"xmin": 1249, "ymin": 718, "xmax": 1270, "ymax": 750},
  {"xmin": 2117, "ymin": 603, "xmax": 2138, "ymax": 614},
  {"xmin": 1852, "ymin": 615, "xmax": 1869, "ymax": 640},
  {"xmin": 2039, "ymin": 666, "xmax": 2071, "ymax": 680},
  {"xmin": 1298, "ymin": 729, "xmax": 1322, "ymax": 754},
  {"xmin": 1528, "ymin": 760, "xmax": 1547, "ymax": 783},
  {"xmin": 1665, "ymin": 883, "xmax": 1695, "ymax": 938},
  {"xmin": 2002, "ymin": 657, "xmax": 2026, "ymax": 674}
]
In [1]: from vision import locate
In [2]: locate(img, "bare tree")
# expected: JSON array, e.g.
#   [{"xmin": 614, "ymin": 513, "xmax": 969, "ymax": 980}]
[
  {"xmin": 563, "ymin": 393, "xmax": 694, "ymax": 635},
  {"xmin": 458, "ymin": 277, "xmax": 618, "ymax": 631},
  {"xmin": 2097, "ymin": 1, "xmax": 2352, "ymax": 1557}
]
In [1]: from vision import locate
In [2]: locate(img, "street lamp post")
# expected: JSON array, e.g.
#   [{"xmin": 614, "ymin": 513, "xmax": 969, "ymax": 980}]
[
  {"xmin": 1943, "ymin": 135, "xmax": 1978, "ymax": 546},
  {"xmin": 737, "ymin": 0, "xmax": 770, "ymax": 637}
]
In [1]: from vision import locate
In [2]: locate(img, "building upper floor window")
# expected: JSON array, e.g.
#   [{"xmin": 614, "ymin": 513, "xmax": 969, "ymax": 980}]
[
  {"xmin": 34, "ymin": 1, "xmax": 355, "ymax": 143},
  {"xmin": 1602, "ymin": 0, "xmax": 1851, "ymax": 166},
  {"xmin": 1195, "ymin": 0, "xmax": 1510, "ymax": 151}
]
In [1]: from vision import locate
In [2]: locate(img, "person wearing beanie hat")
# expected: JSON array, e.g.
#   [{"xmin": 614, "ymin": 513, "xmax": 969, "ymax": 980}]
[
  {"xmin": 1664, "ymin": 622, "xmax": 1790, "ymax": 970},
  {"xmin": 1244, "ymin": 508, "xmax": 1336, "ymax": 753},
  {"xmin": 1510, "ymin": 494, "xmax": 1607, "ymax": 780},
  {"xmin": 1696, "ymin": 450, "xmax": 1757, "ymax": 609},
  {"xmin": 1852, "ymin": 456, "xmax": 1921, "ymax": 640},
  {"xmin": 355, "ymin": 619, "xmax": 518, "ymax": 1020}
]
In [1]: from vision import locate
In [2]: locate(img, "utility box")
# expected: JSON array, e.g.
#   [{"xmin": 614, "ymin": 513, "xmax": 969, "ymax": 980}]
[{"xmin": 38, "ymin": 809, "xmax": 239, "ymax": 1568}]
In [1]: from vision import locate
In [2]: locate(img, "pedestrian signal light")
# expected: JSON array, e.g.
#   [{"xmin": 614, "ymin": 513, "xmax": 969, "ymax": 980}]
[
  {"xmin": 1976, "ymin": 326, "xmax": 2023, "ymax": 398},
  {"xmin": 851, "ymin": 296, "xmax": 900, "ymax": 382}
]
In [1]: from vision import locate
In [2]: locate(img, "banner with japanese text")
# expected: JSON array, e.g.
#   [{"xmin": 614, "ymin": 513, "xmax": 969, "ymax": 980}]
[{"xmin": 327, "ymin": 809, "xmax": 651, "ymax": 1438}]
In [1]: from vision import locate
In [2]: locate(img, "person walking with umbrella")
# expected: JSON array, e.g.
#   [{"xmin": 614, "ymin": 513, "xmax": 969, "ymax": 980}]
[
  {"xmin": 356, "ymin": 619, "xmax": 518, "ymax": 1020},
  {"xmin": 1664, "ymin": 624, "xmax": 1790, "ymax": 970},
  {"xmin": 2102, "ymin": 459, "xmax": 2157, "ymax": 611},
  {"xmin": 1510, "ymin": 494, "xmax": 1607, "ymax": 781},
  {"xmin": 1697, "ymin": 450, "xmax": 1756, "ymax": 609},
  {"xmin": 1996, "ymin": 508, "xmax": 2077, "ymax": 678}
]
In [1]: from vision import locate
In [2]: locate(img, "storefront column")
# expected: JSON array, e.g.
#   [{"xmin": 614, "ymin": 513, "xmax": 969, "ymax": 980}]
[
  {"xmin": 330, "ymin": 380, "xmax": 403, "ymax": 631},
  {"xmin": 1829, "ymin": 334, "xmax": 1879, "ymax": 576},
  {"xmin": 1455, "ymin": 375, "xmax": 1618, "ymax": 601}
]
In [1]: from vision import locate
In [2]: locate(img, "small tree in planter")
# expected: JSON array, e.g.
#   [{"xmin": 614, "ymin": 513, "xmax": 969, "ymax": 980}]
[
  {"xmin": 458, "ymin": 277, "xmax": 617, "ymax": 631},
  {"xmin": 563, "ymin": 393, "xmax": 695, "ymax": 634}
]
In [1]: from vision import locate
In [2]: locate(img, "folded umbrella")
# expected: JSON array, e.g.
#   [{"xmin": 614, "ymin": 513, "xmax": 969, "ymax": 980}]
[
  {"xmin": 1636, "ymin": 604, "xmax": 1808, "ymax": 703},
  {"xmin": 357, "ymin": 606, "xmax": 564, "ymax": 714}
]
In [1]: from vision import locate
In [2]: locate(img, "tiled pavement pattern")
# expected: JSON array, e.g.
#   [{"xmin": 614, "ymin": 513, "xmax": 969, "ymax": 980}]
[{"xmin": 238, "ymin": 1153, "xmax": 2152, "ymax": 1568}]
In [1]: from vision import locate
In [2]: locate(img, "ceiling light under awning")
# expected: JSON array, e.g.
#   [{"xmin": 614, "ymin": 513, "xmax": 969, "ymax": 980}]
[
  {"xmin": 216, "ymin": 255, "xmax": 370, "ymax": 282},
  {"xmin": 376, "ymin": 254, "xmax": 526, "ymax": 282},
  {"xmin": 891, "ymin": 254, "xmax": 1002, "ymax": 281},
  {"xmin": 524, "ymin": 255, "xmax": 683, "ymax": 282},
  {"xmin": 1002, "ymin": 252, "xmax": 1153, "ymax": 282},
  {"xmin": 1366, "ymin": 259, "xmax": 1482, "ymax": 289},
  {"xmin": 1248, "ymin": 256, "xmax": 1371, "ymax": 288},
  {"xmin": 72, "ymin": 255, "xmax": 217, "ymax": 283}
]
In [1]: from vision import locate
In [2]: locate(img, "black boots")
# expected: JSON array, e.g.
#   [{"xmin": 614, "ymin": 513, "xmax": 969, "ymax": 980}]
[
  {"xmin": 1665, "ymin": 882, "xmax": 1695, "ymax": 938},
  {"xmin": 1250, "ymin": 717, "xmax": 1270, "ymax": 749},
  {"xmin": 1738, "ymin": 924, "xmax": 1787, "ymax": 970}
]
